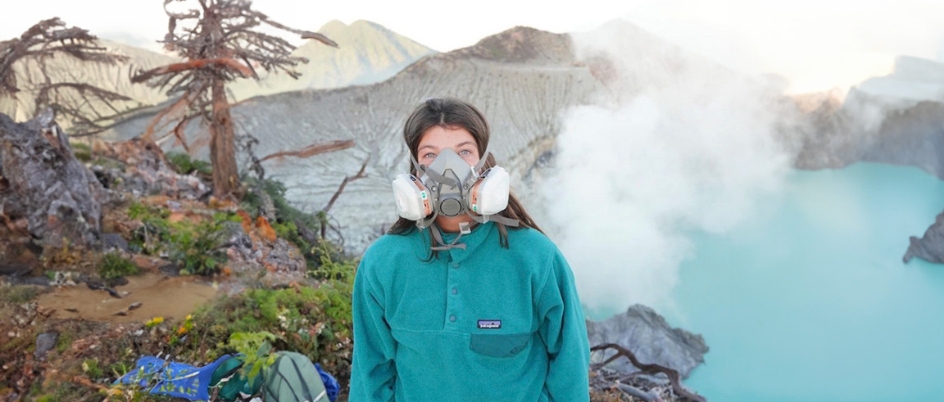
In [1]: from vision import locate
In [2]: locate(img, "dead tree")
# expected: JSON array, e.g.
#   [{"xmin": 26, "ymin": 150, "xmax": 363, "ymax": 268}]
[
  {"xmin": 0, "ymin": 18, "xmax": 134, "ymax": 135},
  {"xmin": 131, "ymin": 0, "xmax": 338, "ymax": 199}
]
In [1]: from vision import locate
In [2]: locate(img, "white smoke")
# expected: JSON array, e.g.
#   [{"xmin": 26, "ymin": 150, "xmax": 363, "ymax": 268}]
[{"xmin": 548, "ymin": 21, "xmax": 792, "ymax": 313}]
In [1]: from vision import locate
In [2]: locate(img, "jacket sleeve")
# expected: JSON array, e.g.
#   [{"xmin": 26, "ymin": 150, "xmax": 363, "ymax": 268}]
[
  {"xmin": 350, "ymin": 258, "xmax": 397, "ymax": 402},
  {"xmin": 537, "ymin": 249, "xmax": 591, "ymax": 402}
]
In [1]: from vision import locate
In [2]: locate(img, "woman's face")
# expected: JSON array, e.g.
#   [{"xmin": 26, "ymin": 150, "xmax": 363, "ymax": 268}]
[{"xmin": 416, "ymin": 125, "xmax": 480, "ymax": 167}]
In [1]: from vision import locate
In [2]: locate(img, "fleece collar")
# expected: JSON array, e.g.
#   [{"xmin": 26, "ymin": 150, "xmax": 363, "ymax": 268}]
[{"xmin": 433, "ymin": 221, "xmax": 495, "ymax": 264}]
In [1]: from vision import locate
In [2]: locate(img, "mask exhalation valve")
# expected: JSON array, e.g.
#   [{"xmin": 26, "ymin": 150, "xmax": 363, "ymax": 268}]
[{"xmin": 440, "ymin": 198, "xmax": 463, "ymax": 216}]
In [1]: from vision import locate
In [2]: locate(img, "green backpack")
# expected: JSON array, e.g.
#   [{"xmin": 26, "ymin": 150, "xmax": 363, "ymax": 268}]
[{"xmin": 262, "ymin": 352, "xmax": 329, "ymax": 402}]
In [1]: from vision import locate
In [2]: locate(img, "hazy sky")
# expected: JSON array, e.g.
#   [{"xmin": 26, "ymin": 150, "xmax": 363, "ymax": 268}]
[{"xmin": 3, "ymin": 0, "xmax": 943, "ymax": 93}]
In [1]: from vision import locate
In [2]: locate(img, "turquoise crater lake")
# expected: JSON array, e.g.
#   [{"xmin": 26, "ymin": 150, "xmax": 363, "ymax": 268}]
[{"xmin": 667, "ymin": 163, "xmax": 944, "ymax": 402}]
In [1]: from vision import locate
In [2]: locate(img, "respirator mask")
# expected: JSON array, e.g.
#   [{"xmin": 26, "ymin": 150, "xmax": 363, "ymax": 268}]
[{"xmin": 391, "ymin": 148, "xmax": 519, "ymax": 233}]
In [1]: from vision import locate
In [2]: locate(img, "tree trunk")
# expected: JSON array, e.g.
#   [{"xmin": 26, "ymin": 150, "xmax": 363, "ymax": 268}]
[{"xmin": 209, "ymin": 79, "xmax": 239, "ymax": 199}]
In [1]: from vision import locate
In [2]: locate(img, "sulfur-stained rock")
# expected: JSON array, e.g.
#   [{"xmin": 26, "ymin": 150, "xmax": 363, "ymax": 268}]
[{"xmin": 256, "ymin": 216, "xmax": 277, "ymax": 243}]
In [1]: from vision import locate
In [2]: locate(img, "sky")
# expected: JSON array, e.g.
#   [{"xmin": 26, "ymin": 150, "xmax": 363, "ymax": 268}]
[{"xmin": 2, "ymin": 0, "xmax": 944, "ymax": 93}]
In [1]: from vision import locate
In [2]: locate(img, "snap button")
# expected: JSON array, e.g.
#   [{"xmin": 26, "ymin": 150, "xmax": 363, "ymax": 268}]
[
  {"xmin": 449, "ymin": 315, "xmax": 456, "ymax": 322},
  {"xmin": 451, "ymin": 263, "xmax": 459, "ymax": 269},
  {"xmin": 451, "ymin": 287, "xmax": 458, "ymax": 294}
]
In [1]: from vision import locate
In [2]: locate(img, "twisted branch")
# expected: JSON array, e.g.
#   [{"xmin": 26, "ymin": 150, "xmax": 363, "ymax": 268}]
[{"xmin": 590, "ymin": 343, "xmax": 706, "ymax": 402}]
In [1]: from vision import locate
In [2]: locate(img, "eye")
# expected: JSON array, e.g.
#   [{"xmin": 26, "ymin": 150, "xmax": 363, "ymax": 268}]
[
  {"xmin": 422, "ymin": 152, "xmax": 437, "ymax": 160},
  {"xmin": 458, "ymin": 149, "xmax": 472, "ymax": 157}
]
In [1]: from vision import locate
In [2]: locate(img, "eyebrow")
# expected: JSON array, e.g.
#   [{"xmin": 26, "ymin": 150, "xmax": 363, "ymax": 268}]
[{"xmin": 417, "ymin": 141, "xmax": 476, "ymax": 153}]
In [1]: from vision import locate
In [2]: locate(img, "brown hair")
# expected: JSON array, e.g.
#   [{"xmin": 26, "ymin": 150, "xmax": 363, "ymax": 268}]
[{"xmin": 388, "ymin": 98, "xmax": 543, "ymax": 247}]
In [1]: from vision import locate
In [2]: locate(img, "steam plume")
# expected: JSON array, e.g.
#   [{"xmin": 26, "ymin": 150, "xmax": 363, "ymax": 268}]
[{"xmin": 548, "ymin": 21, "xmax": 792, "ymax": 313}]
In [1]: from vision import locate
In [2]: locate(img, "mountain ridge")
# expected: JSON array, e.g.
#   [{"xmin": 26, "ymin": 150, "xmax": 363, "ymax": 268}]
[{"xmin": 227, "ymin": 19, "xmax": 436, "ymax": 101}]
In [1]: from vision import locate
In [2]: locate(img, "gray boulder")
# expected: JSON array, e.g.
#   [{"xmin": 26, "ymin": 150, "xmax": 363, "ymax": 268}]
[
  {"xmin": 34, "ymin": 331, "xmax": 58, "ymax": 360},
  {"xmin": 904, "ymin": 210, "xmax": 944, "ymax": 263},
  {"xmin": 0, "ymin": 110, "xmax": 106, "ymax": 253},
  {"xmin": 586, "ymin": 304, "xmax": 708, "ymax": 379}
]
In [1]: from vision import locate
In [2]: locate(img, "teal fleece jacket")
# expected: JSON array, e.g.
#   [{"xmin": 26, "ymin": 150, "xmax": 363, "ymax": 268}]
[{"xmin": 350, "ymin": 222, "xmax": 590, "ymax": 402}]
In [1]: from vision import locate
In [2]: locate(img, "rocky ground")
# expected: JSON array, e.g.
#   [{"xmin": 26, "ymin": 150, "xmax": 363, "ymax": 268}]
[{"xmin": 0, "ymin": 115, "xmax": 334, "ymax": 401}]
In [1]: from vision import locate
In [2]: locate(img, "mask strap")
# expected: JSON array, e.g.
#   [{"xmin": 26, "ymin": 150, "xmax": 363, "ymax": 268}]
[
  {"xmin": 417, "ymin": 215, "xmax": 436, "ymax": 229},
  {"xmin": 472, "ymin": 151, "xmax": 491, "ymax": 176},
  {"xmin": 410, "ymin": 156, "xmax": 424, "ymax": 175},
  {"xmin": 411, "ymin": 156, "xmax": 459, "ymax": 187},
  {"xmin": 424, "ymin": 168, "xmax": 459, "ymax": 187},
  {"xmin": 429, "ymin": 224, "xmax": 468, "ymax": 251},
  {"xmin": 470, "ymin": 211, "xmax": 520, "ymax": 227}
]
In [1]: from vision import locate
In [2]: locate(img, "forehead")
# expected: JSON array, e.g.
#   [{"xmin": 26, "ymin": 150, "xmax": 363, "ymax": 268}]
[{"xmin": 418, "ymin": 125, "xmax": 476, "ymax": 149}]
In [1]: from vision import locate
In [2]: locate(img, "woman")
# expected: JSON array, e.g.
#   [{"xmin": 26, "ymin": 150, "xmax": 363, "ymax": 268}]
[{"xmin": 351, "ymin": 98, "xmax": 589, "ymax": 401}]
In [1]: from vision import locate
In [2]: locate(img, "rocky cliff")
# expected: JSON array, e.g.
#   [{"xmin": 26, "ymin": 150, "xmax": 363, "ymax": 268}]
[{"xmin": 791, "ymin": 57, "xmax": 944, "ymax": 178}]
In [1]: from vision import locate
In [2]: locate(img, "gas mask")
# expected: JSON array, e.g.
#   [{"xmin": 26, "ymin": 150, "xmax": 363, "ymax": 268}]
[{"xmin": 391, "ymin": 148, "xmax": 519, "ymax": 231}]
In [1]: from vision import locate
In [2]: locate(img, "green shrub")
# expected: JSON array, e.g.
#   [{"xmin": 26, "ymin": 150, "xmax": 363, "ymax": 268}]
[
  {"xmin": 166, "ymin": 212, "xmax": 239, "ymax": 276},
  {"xmin": 166, "ymin": 152, "xmax": 211, "ymax": 176},
  {"xmin": 99, "ymin": 252, "xmax": 138, "ymax": 280},
  {"xmin": 127, "ymin": 200, "xmax": 237, "ymax": 276},
  {"xmin": 56, "ymin": 331, "xmax": 73, "ymax": 353},
  {"xmin": 308, "ymin": 239, "xmax": 356, "ymax": 283},
  {"xmin": 167, "ymin": 219, "xmax": 226, "ymax": 276},
  {"xmin": 107, "ymin": 362, "xmax": 132, "ymax": 379},
  {"xmin": 127, "ymin": 200, "xmax": 171, "ymax": 255},
  {"xmin": 0, "ymin": 285, "xmax": 40, "ymax": 304},
  {"xmin": 82, "ymin": 358, "xmax": 104, "ymax": 379},
  {"xmin": 72, "ymin": 142, "xmax": 92, "ymax": 162},
  {"xmin": 226, "ymin": 331, "xmax": 278, "ymax": 385}
]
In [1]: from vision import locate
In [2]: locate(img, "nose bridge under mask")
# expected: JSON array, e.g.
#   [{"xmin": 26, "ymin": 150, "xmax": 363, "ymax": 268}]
[
  {"xmin": 420, "ymin": 148, "xmax": 476, "ymax": 217},
  {"xmin": 426, "ymin": 149, "xmax": 474, "ymax": 182}
]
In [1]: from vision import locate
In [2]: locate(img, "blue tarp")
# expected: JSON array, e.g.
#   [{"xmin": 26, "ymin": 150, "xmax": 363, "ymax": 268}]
[
  {"xmin": 118, "ymin": 354, "xmax": 234, "ymax": 401},
  {"xmin": 118, "ymin": 353, "xmax": 340, "ymax": 402},
  {"xmin": 315, "ymin": 363, "xmax": 340, "ymax": 402}
]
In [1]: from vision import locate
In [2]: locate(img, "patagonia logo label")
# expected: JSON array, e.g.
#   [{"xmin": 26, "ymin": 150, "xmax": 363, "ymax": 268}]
[{"xmin": 477, "ymin": 320, "xmax": 501, "ymax": 329}]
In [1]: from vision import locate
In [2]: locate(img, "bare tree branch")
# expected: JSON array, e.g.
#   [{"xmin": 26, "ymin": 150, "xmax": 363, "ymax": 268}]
[
  {"xmin": 142, "ymin": 92, "xmax": 195, "ymax": 142},
  {"xmin": 131, "ymin": 58, "xmax": 254, "ymax": 83},
  {"xmin": 590, "ymin": 343, "xmax": 706, "ymax": 402},
  {"xmin": 0, "ymin": 18, "xmax": 136, "ymax": 136},
  {"xmin": 323, "ymin": 158, "xmax": 369, "ymax": 214},
  {"xmin": 257, "ymin": 140, "xmax": 354, "ymax": 163}
]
